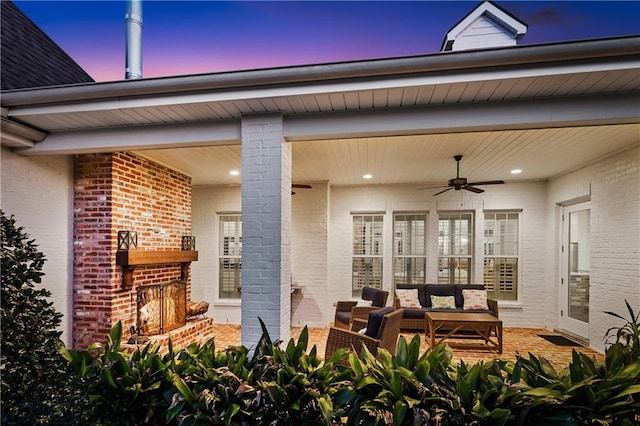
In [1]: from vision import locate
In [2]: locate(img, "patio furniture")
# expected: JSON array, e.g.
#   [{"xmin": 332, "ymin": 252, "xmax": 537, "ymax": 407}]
[
  {"xmin": 394, "ymin": 284, "xmax": 498, "ymax": 331},
  {"xmin": 325, "ymin": 307, "xmax": 404, "ymax": 360},
  {"xmin": 425, "ymin": 312, "xmax": 503, "ymax": 353},
  {"xmin": 333, "ymin": 287, "xmax": 389, "ymax": 329}
]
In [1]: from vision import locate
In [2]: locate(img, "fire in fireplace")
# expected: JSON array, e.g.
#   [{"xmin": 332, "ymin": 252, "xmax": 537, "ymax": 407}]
[{"xmin": 136, "ymin": 280, "xmax": 187, "ymax": 335}]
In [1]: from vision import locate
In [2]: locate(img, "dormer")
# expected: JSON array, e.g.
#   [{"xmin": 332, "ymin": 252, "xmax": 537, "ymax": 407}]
[{"xmin": 441, "ymin": 1, "xmax": 527, "ymax": 52}]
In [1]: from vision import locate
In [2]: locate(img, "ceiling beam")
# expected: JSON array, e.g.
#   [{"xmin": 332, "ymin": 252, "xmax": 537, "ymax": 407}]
[
  {"xmin": 17, "ymin": 119, "xmax": 240, "ymax": 155},
  {"xmin": 15, "ymin": 93, "xmax": 638, "ymax": 155},
  {"xmin": 0, "ymin": 117, "xmax": 46, "ymax": 148},
  {"xmin": 284, "ymin": 94, "xmax": 640, "ymax": 141}
]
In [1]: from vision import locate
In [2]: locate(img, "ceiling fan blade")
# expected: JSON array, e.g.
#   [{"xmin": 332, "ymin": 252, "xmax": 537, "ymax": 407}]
[
  {"xmin": 417, "ymin": 185, "xmax": 448, "ymax": 190},
  {"xmin": 463, "ymin": 185, "xmax": 484, "ymax": 193},
  {"xmin": 466, "ymin": 180, "xmax": 505, "ymax": 186},
  {"xmin": 292, "ymin": 184, "xmax": 312, "ymax": 189},
  {"xmin": 433, "ymin": 187, "xmax": 453, "ymax": 196}
]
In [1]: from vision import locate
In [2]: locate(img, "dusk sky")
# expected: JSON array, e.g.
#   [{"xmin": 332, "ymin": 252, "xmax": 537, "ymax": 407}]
[{"xmin": 13, "ymin": 1, "xmax": 640, "ymax": 82}]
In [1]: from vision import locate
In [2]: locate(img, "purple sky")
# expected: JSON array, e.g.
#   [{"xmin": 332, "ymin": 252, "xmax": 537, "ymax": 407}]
[{"xmin": 13, "ymin": 1, "xmax": 640, "ymax": 82}]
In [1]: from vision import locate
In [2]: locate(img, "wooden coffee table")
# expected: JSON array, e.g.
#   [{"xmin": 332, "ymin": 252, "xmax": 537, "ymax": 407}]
[{"xmin": 425, "ymin": 312, "xmax": 502, "ymax": 353}]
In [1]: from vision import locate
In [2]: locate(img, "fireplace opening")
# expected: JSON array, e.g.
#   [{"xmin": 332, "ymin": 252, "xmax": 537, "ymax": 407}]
[{"xmin": 136, "ymin": 280, "xmax": 187, "ymax": 335}]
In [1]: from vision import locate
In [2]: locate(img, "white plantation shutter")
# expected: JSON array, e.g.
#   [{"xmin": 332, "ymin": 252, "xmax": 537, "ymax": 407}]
[
  {"xmin": 352, "ymin": 215, "xmax": 383, "ymax": 297},
  {"xmin": 484, "ymin": 212, "xmax": 519, "ymax": 300}
]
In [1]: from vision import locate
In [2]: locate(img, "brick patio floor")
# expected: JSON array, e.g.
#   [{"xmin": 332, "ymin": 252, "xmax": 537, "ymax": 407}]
[{"xmin": 202, "ymin": 323, "xmax": 604, "ymax": 369}]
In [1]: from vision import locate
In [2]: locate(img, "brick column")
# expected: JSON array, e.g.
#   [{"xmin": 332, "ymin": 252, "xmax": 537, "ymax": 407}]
[{"xmin": 240, "ymin": 114, "xmax": 291, "ymax": 348}]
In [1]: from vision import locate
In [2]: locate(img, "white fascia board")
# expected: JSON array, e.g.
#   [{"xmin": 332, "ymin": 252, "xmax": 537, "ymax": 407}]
[
  {"xmin": 8, "ymin": 58, "xmax": 639, "ymax": 120},
  {"xmin": 18, "ymin": 119, "xmax": 240, "ymax": 155},
  {"xmin": 284, "ymin": 94, "xmax": 640, "ymax": 140}
]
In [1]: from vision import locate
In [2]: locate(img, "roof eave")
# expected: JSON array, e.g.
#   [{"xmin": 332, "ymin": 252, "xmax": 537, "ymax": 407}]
[{"xmin": 2, "ymin": 35, "xmax": 639, "ymax": 108}]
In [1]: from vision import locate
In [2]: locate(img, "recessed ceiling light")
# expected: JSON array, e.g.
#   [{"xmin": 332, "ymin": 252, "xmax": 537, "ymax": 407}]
[
  {"xmin": 229, "ymin": 170, "xmax": 240, "ymax": 176},
  {"xmin": 363, "ymin": 174, "xmax": 373, "ymax": 179},
  {"xmin": 511, "ymin": 169, "xmax": 522, "ymax": 175}
]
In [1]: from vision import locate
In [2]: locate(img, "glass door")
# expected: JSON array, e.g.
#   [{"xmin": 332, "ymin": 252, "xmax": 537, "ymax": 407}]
[{"xmin": 560, "ymin": 202, "xmax": 590, "ymax": 338}]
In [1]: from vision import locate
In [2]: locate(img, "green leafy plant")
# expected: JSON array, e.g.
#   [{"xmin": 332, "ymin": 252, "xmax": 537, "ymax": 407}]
[
  {"xmin": 336, "ymin": 335, "xmax": 515, "ymax": 425},
  {"xmin": 1, "ymin": 211, "xmax": 93, "ymax": 425},
  {"xmin": 507, "ymin": 346, "xmax": 640, "ymax": 425},
  {"xmin": 62, "ymin": 321, "xmax": 176, "ymax": 424},
  {"xmin": 169, "ymin": 318, "xmax": 350, "ymax": 425},
  {"xmin": 604, "ymin": 300, "xmax": 640, "ymax": 359}
]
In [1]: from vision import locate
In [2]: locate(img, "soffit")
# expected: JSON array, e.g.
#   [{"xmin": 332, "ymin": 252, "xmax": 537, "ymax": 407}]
[
  {"xmin": 137, "ymin": 123, "xmax": 639, "ymax": 187},
  {"xmin": 7, "ymin": 66, "xmax": 639, "ymax": 132}
]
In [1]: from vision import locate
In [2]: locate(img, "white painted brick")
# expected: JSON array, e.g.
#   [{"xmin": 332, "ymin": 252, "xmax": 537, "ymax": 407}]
[
  {"xmin": 240, "ymin": 115, "xmax": 291, "ymax": 347},
  {"xmin": 548, "ymin": 145, "xmax": 639, "ymax": 352},
  {"xmin": 1, "ymin": 148, "xmax": 74, "ymax": 346}
]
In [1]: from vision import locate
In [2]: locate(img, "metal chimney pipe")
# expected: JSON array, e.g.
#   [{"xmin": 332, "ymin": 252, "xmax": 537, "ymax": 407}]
[{"xmin": 125, "ymin": 0, "xmax": 143, "ymax": 80}]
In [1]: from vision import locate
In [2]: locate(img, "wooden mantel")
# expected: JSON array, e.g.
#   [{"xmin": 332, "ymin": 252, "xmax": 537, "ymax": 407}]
[{"xmin": 116, "ymin": 250, "xmax": 198, "ymax": 288}]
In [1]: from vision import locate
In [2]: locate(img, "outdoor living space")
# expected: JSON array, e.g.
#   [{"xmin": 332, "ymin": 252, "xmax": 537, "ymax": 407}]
[
  {"xmin": 2, "ymin": 0, "xmax": 638, "ymax": 358},
  {"xmin": 186, "ymin": 323, "xmax": 605, "ymax": 369}
]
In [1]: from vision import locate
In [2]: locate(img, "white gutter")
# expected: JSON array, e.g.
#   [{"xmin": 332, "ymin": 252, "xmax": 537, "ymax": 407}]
[{"xmin": 2, "ymin": 36, "xmax": 639, "ymax": 108}]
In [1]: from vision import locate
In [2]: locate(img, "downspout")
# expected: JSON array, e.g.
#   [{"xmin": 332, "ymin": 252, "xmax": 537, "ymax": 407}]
[{"xmin": 125, "ymin": 0, "xmax": 143, "ymax": 80}]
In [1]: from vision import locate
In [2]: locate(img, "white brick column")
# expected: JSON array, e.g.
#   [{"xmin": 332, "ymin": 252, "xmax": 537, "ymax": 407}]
[{"xmin": 240, "ymin": 114, "xmax": 291, "ymax": 349}]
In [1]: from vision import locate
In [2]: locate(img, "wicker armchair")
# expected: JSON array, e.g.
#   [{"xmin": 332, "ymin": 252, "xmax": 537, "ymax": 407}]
[
  {"xmin": 325, "ymin": 307, "xmax": 404, "ymax": 360},
  {"xmin": 333, "ymin": 287, "xmax": 389, "ymax": 329}
]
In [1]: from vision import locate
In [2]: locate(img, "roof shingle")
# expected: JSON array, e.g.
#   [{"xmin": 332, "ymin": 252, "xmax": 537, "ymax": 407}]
[{"xmin": 1, "ymin": 0, "xmax": 94, "ymax": 90}]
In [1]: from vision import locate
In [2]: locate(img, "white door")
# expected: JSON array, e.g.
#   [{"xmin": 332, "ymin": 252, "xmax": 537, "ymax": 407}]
[{"xmin": 560, "ymin": 202, "xmax": 590, "ymax": 338}]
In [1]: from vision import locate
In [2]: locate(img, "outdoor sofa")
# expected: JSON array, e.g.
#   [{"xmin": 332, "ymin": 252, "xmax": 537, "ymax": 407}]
[{"xmin": 393, "ymin": 283, "xmax": 498, "ymax": 331}]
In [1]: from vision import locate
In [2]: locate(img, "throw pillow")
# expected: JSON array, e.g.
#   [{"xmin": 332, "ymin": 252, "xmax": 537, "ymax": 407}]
[
  {"xmin": 395, "ymin": 289, "xmax": 422, "ymax": 308},
  {"xmin": 462, "ymin": 289, "xmax": 489, "ymax": 310},
  {"xmin": 430, "ymin": 295, "xmax": 456, "ymax": 309},
  {"xmin": 356, "ymin": 299, "xmax": 373, "ymax": 307}
]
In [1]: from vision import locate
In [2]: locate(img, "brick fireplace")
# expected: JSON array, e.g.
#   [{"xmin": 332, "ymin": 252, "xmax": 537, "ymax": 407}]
[{"xmin": 73, "ymin": 152, "xmax": 214, "ymax": 349}]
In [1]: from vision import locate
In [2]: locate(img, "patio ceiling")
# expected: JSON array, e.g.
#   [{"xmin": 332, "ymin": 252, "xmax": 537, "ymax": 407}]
[
  {"xmin": 3, "ymin": 36, "xmax": 639, "ymax": 188},
  {"xmin": 137, "ymin": 124, "xmax": 640, "ymax": 187}
]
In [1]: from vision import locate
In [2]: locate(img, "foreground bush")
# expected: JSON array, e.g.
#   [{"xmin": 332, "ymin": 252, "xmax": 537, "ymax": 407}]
[
  {"xmin": 1, "ymin": 211, "xmax": 94, "ymax": 425},
  {"xmin": 61, "ymin": 313, "xmax": 639, "ymax": 425}
]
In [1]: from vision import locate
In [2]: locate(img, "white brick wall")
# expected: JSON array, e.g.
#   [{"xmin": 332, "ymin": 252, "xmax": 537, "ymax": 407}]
[
  {"xmin": 1, "ymin": 147, "xmax": 74, "ymax": 346},
  {"xmin": 548, "ymin": 145, "xmax": 640, "ymax": 352},
  {"xmin": 291, "ymin": 182, "xmax": 329, "ymax": 326},
  {"xmin": 191, "ymin": 186, "xmax": 242, "ymax": 323}
]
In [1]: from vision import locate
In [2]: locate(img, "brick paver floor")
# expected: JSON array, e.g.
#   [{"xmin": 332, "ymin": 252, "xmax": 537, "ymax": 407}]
[{"xmin": 202, "ymin": 323, "xmax": 604, "ymax": 369}]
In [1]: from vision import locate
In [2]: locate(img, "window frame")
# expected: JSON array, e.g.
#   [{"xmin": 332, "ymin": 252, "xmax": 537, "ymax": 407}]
[
  {"xmin": 437, "ymin": 211, "xmax": 474, "ymax": 284},
  {"xmin": 483, "ymin": 211, "xmax": 520, "ymax": 301},
  {"xmin": 393, "ymin": 213, "xmax": 427, "ymax": 286},
  {"xmin": 218, "ymin": 214, "xmax": 242, "ymax": 300},
  {"xmin": 352, "ymin": 214, "xmax": 384, "ymax": 297}
]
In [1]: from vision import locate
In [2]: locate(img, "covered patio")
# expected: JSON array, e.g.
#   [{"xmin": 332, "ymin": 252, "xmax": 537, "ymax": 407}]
[{"xmin": 190, "ymin": 324, "xmax": 604, "ymax": 369}]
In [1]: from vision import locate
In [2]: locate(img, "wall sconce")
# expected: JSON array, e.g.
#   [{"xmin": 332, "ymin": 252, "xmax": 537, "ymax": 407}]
[
  {"xmin": 181, "ymin": 235, "xmax": 196, "ymax": 251},
  {"xmin": 118, "ymin": 231, "xmax": 137, "ymax": 250}
]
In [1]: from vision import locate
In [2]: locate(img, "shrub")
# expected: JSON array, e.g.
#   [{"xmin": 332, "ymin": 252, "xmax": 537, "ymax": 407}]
[{"xmin": 0, "ymin": 211, "xmax": 94, "ymax": 424}]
